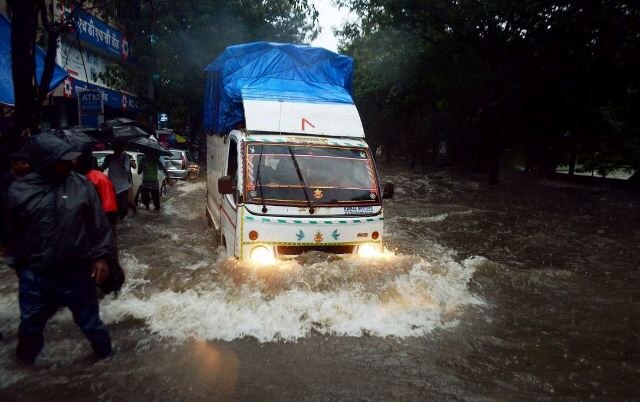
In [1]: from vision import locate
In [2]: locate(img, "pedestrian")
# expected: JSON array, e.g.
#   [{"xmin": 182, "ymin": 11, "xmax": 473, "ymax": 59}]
[
  {"xmin": 74, "ymin": 145, "xmax": 118, "ymax": 226},
  {"xmin": 72, "ymin": 145, "xmax": 126, "ymax": 296},
  {"xmin": 6, "ymin": 134, "xmax": 117, "ymax": 364},
  {"xmin": 0, "ymin": 152, "xmax": 31, "ymax": 254},
  {"xmin": 0, "ymin": 152, "xmax": 31, "ymax": 342},
  {"xmin": 138, "ymin": 151, "xmax": 171, "ymax": 211},
  {"xmin": 98, "ymin": 143, "xmax": 136, "ymax": 219}
]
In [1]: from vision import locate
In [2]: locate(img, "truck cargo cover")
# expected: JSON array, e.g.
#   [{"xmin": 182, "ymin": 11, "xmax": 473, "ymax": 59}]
[{"xmin": 203, "ymin": 42, "xmax": 359, "ymax": 136}]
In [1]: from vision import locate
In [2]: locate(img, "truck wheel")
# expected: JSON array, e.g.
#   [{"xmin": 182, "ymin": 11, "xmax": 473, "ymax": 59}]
[{"xmin": 221, "ymin": 234, "xmax": 234, "ymax": 259}]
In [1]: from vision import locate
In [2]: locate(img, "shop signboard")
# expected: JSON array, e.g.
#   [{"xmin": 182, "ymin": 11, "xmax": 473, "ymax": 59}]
[
  {"xmin": 77, "ymin": 88, "xmax": 103, "ymax": 128},
  {"xmin": 56, "ymin": 1, "xmax": 130, "ymax": 60},
  {"xmin": 79, "ymin": 89, "xmax": 102, "ymax": 114},
  {"xmin": 158, "ymin": 112, "xmax": 169, "ymax": 128},
  {"xmin": 60, "ymin": 77, "xmax": 138, "ymax": 115}
]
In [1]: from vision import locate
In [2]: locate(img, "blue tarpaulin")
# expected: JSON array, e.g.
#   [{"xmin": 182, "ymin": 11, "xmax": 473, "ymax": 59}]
[
  {"xmin": 0, "ymin": 13, "xmax": 68, "ymax": 106},
  {"xmin": 203, "ymin": 42, "xmax": 355, "ymax": 135}
]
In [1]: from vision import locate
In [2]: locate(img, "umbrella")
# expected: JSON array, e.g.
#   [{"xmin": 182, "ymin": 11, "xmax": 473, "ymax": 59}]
[
  {"xmin": 101, "ymin": 117, "xmax": 138, "ymax": 127},
  {"xmin": 98, "ymin": 118, "xmax": 152, "ymax": 142},
  {"xmin": 107, "ymin": 124, "xmax": 150, "ymax": 142},
  {"xmin": 129, "ymin": 137, "xmax": 172, "ymax": 156},
  {"xmin": 56, "ymin": 127, "xmax": 99, "ymax": 147}
]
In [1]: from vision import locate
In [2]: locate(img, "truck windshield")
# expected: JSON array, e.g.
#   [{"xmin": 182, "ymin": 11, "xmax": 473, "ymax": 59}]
[{"xmin": 245, "ymin": 144, "xmax": 380, "ymax": 206}]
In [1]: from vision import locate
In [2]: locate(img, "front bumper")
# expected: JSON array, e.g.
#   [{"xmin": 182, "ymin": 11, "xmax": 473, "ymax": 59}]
[
  {"xmin": 167, "ymin": 169, "xmax": 188, "ymax": 179},
  {"xmin": 238, "ymin": 212, "xmax": 384, "ymax": 262}
]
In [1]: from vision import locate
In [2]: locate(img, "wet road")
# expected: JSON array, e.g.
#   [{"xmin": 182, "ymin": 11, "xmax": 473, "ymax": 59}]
[{"xmin": 1, "ymin": 166, "xmax": 639, "ymax": 400}]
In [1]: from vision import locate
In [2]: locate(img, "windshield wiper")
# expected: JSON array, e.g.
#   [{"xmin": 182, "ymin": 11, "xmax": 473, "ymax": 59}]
[
  {"xmin": 288, "ymin": 146, "xmax": 315, "ymax": 214},
  {"xmin": 255, "ymin": 146, "xmax": 267, "ymax": 213}
]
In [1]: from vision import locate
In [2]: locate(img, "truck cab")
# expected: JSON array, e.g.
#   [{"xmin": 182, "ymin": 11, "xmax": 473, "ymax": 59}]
[{"xmin": 206, "ymin": 101, "xmax": 393, "ymax": 265}]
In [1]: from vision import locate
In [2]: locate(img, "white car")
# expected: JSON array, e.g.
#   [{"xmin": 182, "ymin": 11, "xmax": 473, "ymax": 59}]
[{"xmin": 93, "ymin": 150, "xmax": 167, "ymax": 206}]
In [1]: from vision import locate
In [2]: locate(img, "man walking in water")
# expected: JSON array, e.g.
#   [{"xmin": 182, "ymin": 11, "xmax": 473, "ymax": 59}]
[
  {"xmin": 7, "ymin": 134, "xmax": 117, "ymax": 364},
  {"xmin": 0, "ymin": 152, "xmax": 31, "ymax": 254},
  {"xmin": 0, "ymin": 152, "xmax": 31, "ymax": 341},
  {"xmin": 99, "ymin": 143, "xmax": 136, "ymax": 219},
  {"xmin": 138, "ymin": 151, "xmax": 171, "ymax": 211}
]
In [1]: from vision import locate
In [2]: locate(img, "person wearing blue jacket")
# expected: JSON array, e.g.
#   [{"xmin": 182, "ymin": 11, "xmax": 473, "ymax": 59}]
[{"xmin": 6, "ymin": 134, "xmax": 117, "ymax": 364}]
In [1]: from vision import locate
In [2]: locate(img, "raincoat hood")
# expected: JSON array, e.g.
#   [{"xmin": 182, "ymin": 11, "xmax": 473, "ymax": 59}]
[{"xmin": 25, "ymin": 134, "xmax": 81, "ymax": 171}]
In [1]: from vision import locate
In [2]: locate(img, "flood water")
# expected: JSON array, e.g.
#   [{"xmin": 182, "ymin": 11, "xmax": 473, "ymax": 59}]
[{"xmin": 1, "ymin": 166, "xmax": 639, "ymax": 400}]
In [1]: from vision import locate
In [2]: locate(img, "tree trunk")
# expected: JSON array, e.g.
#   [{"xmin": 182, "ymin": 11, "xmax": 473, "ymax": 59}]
[
  {"xmin": 488, "ymin": 129, "xmax": 502, "ymax": 185},
  {"xmin": 568, "ymin": 132, "xmax": 577, "ymax": 176},
  {"xmin": 629, "ymin": 170, "xmax": 640, "ymax": 193},
  {"xmin": 37, "ymin": 1, "xmax": 61, "ymax": 106},
  {"xmin": 383, "ymin": 135, "xmax": 393, "ymax": 164},
  {"xmin": 9, "ymin": 0, "xmax": 40, "ymax": 143},
  {"xmin": 488, "ymin": 146, "xmax": 502, "ymax": 185}
]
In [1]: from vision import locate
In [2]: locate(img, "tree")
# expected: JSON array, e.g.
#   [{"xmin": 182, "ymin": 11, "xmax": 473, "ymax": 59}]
[
  {"xmin": 6, "ymin": 0, "xmax": 75, "ymax": 150},
  {"xmin": 337, "ymin": 0, "xmax": 640, "ymax": 184},
  {"xmin": 98, "ymin": 0, "xmax": 319, "ymax": 133}
]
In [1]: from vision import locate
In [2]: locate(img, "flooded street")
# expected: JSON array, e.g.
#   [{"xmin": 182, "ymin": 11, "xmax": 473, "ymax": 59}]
[{"xmin": 1, "ymin": 166, "xmax": 639, "ymax": 400}]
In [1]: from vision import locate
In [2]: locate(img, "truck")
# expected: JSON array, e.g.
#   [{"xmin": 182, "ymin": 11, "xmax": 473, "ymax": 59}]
[{"xmin": 203, "ymin": 42, "xmax": 393, "ymax": 265}]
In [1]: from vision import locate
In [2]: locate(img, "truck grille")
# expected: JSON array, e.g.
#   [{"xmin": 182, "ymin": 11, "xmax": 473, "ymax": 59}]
[{"xmin": 276, "ymin": 245, "xmax": 356, "ymax": 256}]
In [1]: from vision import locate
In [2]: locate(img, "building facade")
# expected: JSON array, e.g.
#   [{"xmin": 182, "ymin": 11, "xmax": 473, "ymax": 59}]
[
  {"xmin": 1, "ymin": 0, "xmax": 151, "ymax": 129},
  {"xmin": 49, "ymin": 0, "xmax": 149, "ymax": 128}
]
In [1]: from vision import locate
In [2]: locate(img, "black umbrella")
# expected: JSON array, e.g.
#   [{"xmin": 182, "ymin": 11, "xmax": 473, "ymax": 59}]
[
  {"xmin": 56, "ymin": 127, "xmax": 99, "ymax": 148},
  {"xmin": 129, "ymin": 137, "xmax": 172, "ymax": 156},
  {"xmin": 98, "ymin": 118, "xmax": 152, "ymax": 142},
  {"xmin": 101, "ymin": 117, "xmax": 138, "ymax": 128},
  {"xmin": 106, "ymin": 124, "xmax": 150, "ymax": 142}
]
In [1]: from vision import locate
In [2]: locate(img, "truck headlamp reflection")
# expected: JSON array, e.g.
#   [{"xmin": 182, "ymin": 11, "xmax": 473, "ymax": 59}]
[
  {"xmin": 357, "ymin": 243, "xmax": 383, "ymax": 258},
  {"xmin": 250, "ymin": 245, "xmax": 276, "ymax": 266}
]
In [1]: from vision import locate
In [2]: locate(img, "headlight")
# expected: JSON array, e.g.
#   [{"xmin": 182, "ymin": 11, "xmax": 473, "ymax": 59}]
[
  {"xmin": 250, "ymin": 245, "xmax": 276, "ymax": 266},
  {"xmin": 357, "ymin": 243, "xmax": 382, "ymax": 258}
]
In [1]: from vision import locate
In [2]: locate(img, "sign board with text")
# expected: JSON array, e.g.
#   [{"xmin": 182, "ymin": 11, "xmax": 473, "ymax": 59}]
[
  {"xmin": 158, "ymin": 112, "xmax": 169, "ymax": 128},
  {"xmin": 56, "ymin": 1, "xmax": 129, "ymax": 60},
  {"xmin": 77, "ymin": 89, "xmax": 103, "ymax": 128},
  {"xmin": 79, "ymin": 90, "xmax": 103, "ymax": 114}
]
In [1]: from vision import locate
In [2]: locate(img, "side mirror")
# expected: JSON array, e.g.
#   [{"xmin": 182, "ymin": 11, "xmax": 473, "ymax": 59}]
[
  {"xmin": 218, "ymin": 175, "xmax": 234, "ymax": 195},
  {"xmin": 383, "ymin": 182, "xmax": 395, "ymax": 199}
]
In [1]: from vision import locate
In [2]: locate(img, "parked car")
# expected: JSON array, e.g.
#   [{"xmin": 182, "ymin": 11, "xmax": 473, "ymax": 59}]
[
  {"xmin": 165, "ymin": 149, "xmax": 200, "ymax": 180},
  {"xmin": 93, "ymin": 150, "xmax": 167, "ymax": 206}
]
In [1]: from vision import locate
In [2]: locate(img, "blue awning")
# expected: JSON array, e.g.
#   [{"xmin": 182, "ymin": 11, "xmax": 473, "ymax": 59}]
[
  {"xmin": 0, "ymin": 13, "xmax": 68, "ymax": 106},
  {"xmin": 66, "ymin": 77, "xmax": 139, "ymax": 112}
]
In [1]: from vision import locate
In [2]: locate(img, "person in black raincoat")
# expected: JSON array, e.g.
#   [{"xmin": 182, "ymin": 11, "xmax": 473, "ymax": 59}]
[
  {"xmin": 0, "ymin": 152, "xmax": 31, "ymax": 254},
  {"xmin": 6, "ymin": 134, "xmax": 117, "ymax": 364}
]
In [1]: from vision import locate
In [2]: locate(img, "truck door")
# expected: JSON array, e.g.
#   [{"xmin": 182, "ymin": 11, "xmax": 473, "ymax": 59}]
[{"xmin": 221, "ymin": 137, "xmax": 239, "ymax": 257}]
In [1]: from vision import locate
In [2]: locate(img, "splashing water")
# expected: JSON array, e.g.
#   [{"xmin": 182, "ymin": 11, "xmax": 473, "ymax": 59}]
[
  {"xmin": 0, "ymin": 180, "xmax": 485, "ymax": 348},
  {"xmin": 86, "ymin": 180, "xmax": 484, "ymax": 343},
  {"xmin": 97, "ymin": 249, "xmax": 484, "ymax": 342}
]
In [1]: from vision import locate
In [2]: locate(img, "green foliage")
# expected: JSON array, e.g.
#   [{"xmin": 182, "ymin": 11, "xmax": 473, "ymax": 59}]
[
  {"xmin": 337, "ymin": 0, "xmax": 640, "ymax": 177},
  {"xmin": 97, "ymin": 64, "xmax": 129, "ymax": 91},
  {"xmin": 98, "ymin": 0, "xmax": 319, "ymax": 130}
]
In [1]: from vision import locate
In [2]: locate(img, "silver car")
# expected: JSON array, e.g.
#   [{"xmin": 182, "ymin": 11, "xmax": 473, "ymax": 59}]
[{"xmin": 164, "ymin": 149, "xmax": 200, "ymax": 180}]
